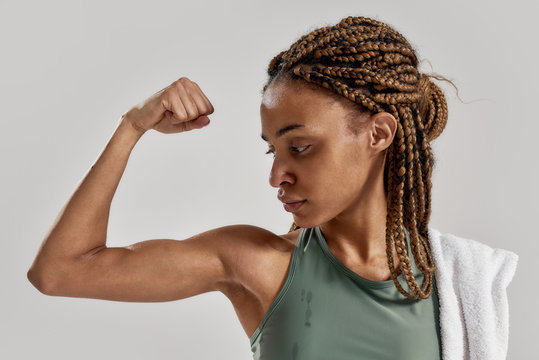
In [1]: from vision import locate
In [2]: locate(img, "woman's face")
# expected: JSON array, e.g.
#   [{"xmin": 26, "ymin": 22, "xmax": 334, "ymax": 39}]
[{"xmin": 260, "ymin": 78, "xmax": 389, "ymax": 228}]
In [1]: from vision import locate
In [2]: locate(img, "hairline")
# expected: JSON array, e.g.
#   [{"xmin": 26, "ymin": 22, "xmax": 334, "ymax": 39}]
[{"xmin": 264, "ymin": 73, "xmax": 373, "ymax": 136}]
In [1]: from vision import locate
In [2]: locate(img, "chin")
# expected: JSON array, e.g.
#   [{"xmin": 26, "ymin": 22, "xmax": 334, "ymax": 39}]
[
  {"xmin": 292, "ymin": 206, "xmax": 343, "ymax": 229},
  {"xmin": 291, "ymin": 215, "xmax": 323, "ymax": 230}
]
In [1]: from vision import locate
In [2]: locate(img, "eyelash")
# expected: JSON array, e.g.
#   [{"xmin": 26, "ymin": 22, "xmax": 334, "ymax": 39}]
[{"xmin": 265, "ymin": 145, "xmax": 310, "ymax": 157}]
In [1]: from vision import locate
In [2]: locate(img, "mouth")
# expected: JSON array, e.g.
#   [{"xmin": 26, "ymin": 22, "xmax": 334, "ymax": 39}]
[{"xmin": 282, "ymin": 200, "xmax": 306, "ymax": 213}]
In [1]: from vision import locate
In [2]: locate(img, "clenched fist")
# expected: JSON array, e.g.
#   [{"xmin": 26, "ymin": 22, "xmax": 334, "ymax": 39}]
[{"xmin": 122, "ymin": 77, "xmax": 215, "ymax": 134}]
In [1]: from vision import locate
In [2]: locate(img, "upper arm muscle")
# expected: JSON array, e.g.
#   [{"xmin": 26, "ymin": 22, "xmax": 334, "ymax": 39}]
[{"xmin": 47, "ymin": 225, "xmax": 257, "ymax": 302}]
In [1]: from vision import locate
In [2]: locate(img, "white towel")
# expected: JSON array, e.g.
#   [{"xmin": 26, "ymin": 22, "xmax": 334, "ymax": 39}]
[{"xmin": 427, "ymin": 227, "xmax": 519, "ymax": 360}]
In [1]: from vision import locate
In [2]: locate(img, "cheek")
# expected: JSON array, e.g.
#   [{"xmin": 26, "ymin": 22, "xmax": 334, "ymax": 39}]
[
  {"xmin": 326, "ymin": 145, "xmax": 362, "ymax": 180},
  {"xmin": 305, "ymin": 163, "xmax": 348, "ymax": 196},
  {"xmin": 316, "ymin": 153, "xmax": 364, "ymax": 200},
  {"xmin": 298, "ymin": 142, "xmax": 364, "ymax": 199}
]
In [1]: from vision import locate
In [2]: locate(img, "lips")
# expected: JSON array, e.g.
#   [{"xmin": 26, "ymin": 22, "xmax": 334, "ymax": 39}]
[
  {"xmin": 278, "ymin": 194, "xmax": 305, "ymax": 204},
  {"xmin": 278, "ymin": 191, "xmax": 306, "ymax": 213},
  {"xmin": 280, "ymin": 198, "xmax": 305, "ymax": 204},
  {"xmin": 282, "ymin": 199, "xmax": 306, "ymax": 213}
]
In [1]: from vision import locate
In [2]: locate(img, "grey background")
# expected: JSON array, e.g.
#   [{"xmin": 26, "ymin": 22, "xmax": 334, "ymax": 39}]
[{"xmin": 1, "ymin": 0, "xmax": 536, "ymax": 358}]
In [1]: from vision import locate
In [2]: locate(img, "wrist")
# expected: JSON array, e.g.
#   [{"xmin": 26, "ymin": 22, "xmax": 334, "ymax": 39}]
[
  {"xmin": 115, "ymin": 115, "xmax": 146, "ymax": 147},
  {"xmin": 119, "ymin": 115, "xmax": 147, "ymax": 136}
]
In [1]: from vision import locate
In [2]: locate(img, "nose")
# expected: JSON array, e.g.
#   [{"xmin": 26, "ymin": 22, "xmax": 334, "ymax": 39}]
[{"xmin": 269, "ymin": 156, "xmax": 296, "ymax": 188}]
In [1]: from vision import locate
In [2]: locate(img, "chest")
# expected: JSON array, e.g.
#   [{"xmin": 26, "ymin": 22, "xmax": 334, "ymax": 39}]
[
  {"xmin": 221, "ymin": 240, "xmax": 403, "ymax": 341},
  {"xmin": 243, "ymin": 241, "xmax": 442, "ymax": 360}
]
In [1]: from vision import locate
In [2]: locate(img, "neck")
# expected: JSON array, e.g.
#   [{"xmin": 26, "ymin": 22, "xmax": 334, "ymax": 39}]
[{"xmin": 319, "ymin": 158, "xmax": 390, "ymax": 264}]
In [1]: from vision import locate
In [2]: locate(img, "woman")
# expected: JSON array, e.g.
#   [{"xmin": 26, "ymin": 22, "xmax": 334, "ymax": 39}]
[{"xmin": 27, "ymin": 16, "xmax": 518, "ymax": 359}]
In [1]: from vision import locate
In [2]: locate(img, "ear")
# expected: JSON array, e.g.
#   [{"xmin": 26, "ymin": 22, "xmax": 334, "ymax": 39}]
[{"xmin": 370, "ymin": 111, "xmax": 397, "ymax": 152}]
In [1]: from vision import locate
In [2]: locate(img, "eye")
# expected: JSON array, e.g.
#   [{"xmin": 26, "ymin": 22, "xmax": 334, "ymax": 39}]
[
  {"xmin": 291, "ymin": 145, "xmax": 310, "ymax": 153},
  {"xmin": 265, "ymin": 145, "xmax": 310, "ymax": 158}
]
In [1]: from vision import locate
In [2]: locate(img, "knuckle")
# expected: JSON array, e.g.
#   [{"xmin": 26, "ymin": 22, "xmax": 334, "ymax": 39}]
[
  {"xmin": 184, "ymin": 80, "xmax": 198, "ymax": 93},
  {"xmin": 185, "ymin": 108, "xmax": 197, "ymax": 119},
  {"xmin": 178, "ymin": 77, "xmax": 191, "ymax": 85},
  {"xmin": 191, "ymin": 81, "xmax": 204, "ymax": 94},
  {"xmin": 170, "ymin": 79, "xmax": 184, "ymax": 90},
  {"xmin": 163, "ymin": 85, "xmax": 178, "ymax": 99},
  {"xmin": 177, "ymin": 105, "xmax": 188, "ymax": 118},
  {"xmin": 175, "ymin": 111, "xmax": 188, "ymax": 123}
]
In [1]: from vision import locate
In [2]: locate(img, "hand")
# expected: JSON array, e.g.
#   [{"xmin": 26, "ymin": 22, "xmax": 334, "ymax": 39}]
[{"xmin": 122, "ymin": 77, "xmax": 215, "ymax": 134}]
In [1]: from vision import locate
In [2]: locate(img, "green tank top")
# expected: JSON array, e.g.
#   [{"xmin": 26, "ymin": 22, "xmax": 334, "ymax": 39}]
[{"xmin": 250, "ymin": 225, "xmax": 442, "ymax": 359}]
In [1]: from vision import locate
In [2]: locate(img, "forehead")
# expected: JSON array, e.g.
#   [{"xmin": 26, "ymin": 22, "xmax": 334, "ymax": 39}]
[
  {"xmin": 261, "ymin": 78, "xmax": 336, "ymax": 110},
  {"xmin": 260, "ymin": 79, "xmax": 360, "ymax": 142},
  {"xmin": 260, "ymin": 79, "xmax": 345, "ymax": 129}
]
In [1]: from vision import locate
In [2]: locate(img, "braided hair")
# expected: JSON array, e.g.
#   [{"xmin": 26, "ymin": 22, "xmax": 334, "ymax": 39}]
[{"xmin": 262, "ymin": 16, "xmax": 448, "ymax": 299}]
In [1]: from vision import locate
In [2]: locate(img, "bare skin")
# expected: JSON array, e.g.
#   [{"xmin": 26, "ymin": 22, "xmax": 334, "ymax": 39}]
[
  {"xmin": 261, "ymin": 78, "xmax": 399, "ymax": 266},
  {"xmin": 27, "ymin": 76, "xmax": 400, "ymax": 341}
]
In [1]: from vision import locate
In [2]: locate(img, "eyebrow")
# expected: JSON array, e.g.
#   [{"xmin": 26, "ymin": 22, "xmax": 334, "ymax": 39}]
[{"xmin": 260, "ymin": 123, "xmax": 305, "ymax": 142}]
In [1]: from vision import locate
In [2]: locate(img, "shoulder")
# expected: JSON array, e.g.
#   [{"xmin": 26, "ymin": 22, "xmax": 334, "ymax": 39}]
[
  {"xmin": 209, "ymin": 224, "xmax": 300, "ymax": 253},
  {"xmin": 209, "ymin": 224, "xmax": 301, "ymax": 288}
]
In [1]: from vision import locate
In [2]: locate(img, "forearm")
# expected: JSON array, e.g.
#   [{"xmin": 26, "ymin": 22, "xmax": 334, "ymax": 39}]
[{"xmin": 28, "ymin": 116, "xmax": 145, "ymax": 281}]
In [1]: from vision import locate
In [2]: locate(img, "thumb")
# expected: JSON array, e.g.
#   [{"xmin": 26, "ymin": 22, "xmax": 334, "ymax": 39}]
[
  {"xmin": 178, "ymin": 115, "xmax": 211, "ymax": 132},
  {"xmin": 190, "ymin": 115, "xmax": 211, "ymax": 129}
]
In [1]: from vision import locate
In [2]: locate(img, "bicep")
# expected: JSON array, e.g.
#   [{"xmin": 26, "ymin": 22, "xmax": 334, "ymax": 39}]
[{"xmin": 48, "ymin": 228, "xmax": 235, "ymax": 302}]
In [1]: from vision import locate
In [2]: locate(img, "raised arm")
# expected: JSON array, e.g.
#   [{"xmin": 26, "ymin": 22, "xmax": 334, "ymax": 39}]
[{"xmin": 26, "ymin": 77, "xmax": 243, "ymax": 302}]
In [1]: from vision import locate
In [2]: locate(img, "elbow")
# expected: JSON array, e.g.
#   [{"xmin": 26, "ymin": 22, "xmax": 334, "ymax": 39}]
[{"xmin": 27, "ymin": 266, "xmax": 59, "ymax": 296}]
